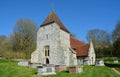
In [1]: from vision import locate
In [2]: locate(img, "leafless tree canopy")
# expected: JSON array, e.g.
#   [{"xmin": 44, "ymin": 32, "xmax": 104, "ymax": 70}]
[
  {"xmin": 87, "ymin": 29, "xmax": 110, "ymax": 49},
  {"xmin": 112, "ymin": 22, "xmax": 120, "ymax": 41},
  {"xmin": 11, "ymin": 19, "xmax": 38, "ymax": 59}
]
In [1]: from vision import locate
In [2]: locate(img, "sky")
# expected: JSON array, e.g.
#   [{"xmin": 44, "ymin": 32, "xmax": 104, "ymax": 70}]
[{"xmin": 0, "ymin": 0, "xmax": 120, "ymax": 42}]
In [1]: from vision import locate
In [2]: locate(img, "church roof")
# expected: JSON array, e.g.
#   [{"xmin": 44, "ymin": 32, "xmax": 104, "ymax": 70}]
[
  {"xmin": 40, "ymin": 11, "xmax": 70, "ymax": 33},
  {"xmin": 70, "ymin": 36, "xmax": 89, "ymax": 57}
]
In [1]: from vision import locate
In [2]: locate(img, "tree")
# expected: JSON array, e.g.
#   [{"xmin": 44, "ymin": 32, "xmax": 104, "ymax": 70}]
[
  {"xmin": 87, "ymin": 29, "xmax": 110, "ymax": 49},
  {"xmin": 112, "ymin": 22, "xmax": 120, "ymax": 41},
  {"xmin": 86, "ymin": 29, "xmax": 111, "ymax": 57},
  {"xmin": 11, "ymin": 19, "xmax": 38, "ymax": 59},
  {"xmin": 112, "ymin": 22, "xmax": 120, "ymax": 57},
  {"xmin": 113, "ymin": 37, "xmax": 120, "ymax": 57},
  {"xmin": 0, "ymin": 35, "xmax": 7, "ymax": 44},
  {"xmin": 0, "ymin": 36, "xmax": 13, "ymax": 58}
]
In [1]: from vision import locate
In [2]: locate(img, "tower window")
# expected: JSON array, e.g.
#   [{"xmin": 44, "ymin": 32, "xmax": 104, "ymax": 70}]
[
  {"xmin": 44, "ymin": 46, "xmax": 50, "ymax": 56},
  {"xmin": 46, "ymin": 35, "xmax": 48, "ymax": 39}
]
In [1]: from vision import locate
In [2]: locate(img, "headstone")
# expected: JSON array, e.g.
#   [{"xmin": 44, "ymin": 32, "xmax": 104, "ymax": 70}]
[
  {"xmin": 18, "ymin": 61, "xmax": 28, "ymax": 66},
  {"xmin": 55, "ymin": 65, "xmax": 66, "ymax": 72},
  {"xmin": 77, "ymin": 67, "xmax": 83, "ymax": 73},
  {"xmin": 29, "ymin": 63, "xmax": 42, "ymax": 68},
  {"xmin": 69, "ymin": 66, "xmax": 83, "ymax": 74},
  {"xmin": 83, "ymin": 60, "xmax": 89, "ymax": 65},
  {"xmin": 46, "ymin": 67, "xmax": 52, "ymax": 72},
  {"xmin": 83, "ymin": 58, "xmax": 90, "ymax": 65},
  {"xmin": 114, "ymin": 60, "xmax": 118, "ymax": 63},
  {"xmin": 37, "ymin": 65, "xmax": 56, "ymax": 75},
  {"xmin": 95, "ymin": 59, "xmax": 104, "ymax": 66}
]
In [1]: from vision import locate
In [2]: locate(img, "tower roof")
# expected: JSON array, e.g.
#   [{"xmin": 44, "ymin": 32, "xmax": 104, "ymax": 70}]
[{"xmin": 40, "ymin": 11, "xmax": 70, "ymax": 33}]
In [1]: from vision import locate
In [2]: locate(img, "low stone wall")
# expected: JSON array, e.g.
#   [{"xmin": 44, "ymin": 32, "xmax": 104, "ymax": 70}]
[{"xmin": 55, "ymin": 65, "xmax": 67, "ymax": 72}]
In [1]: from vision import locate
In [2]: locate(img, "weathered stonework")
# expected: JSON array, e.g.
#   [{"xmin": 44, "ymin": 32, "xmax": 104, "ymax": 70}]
[
  {"xmin": 31, "ymin": 11, "xmax": 95, "ymax": 67},
  {"xmin": 77, "ymin": 41, "xmax": 96, "ymax": 65},
  {"xmin": 31, "ymin": 22, "xmax": 77, "ymax": 66},
  {"xmin": 88, "ymin": 40, "xmax": 96, "ymax": 65}
]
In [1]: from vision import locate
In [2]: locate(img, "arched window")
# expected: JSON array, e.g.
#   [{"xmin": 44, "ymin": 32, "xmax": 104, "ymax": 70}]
[
  {"xmin": 46, "ymin": 35, "xmax": 48, "ymax": 39},
  {"xmin": 44, "ymin": 46, "xmax": 50, "ymax": 56}
]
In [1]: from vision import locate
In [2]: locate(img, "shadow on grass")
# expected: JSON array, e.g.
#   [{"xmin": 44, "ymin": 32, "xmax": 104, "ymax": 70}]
[
  {"xmin": 64, "ymin": 70, "xmax": 69, "ymax": 73},
  {"xmin": 105, "ymin": 63, "xmax": 120, "ymax": 68}
]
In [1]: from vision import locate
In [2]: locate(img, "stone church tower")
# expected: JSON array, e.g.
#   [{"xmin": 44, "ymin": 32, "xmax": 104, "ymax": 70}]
[{"xmin": 31, "ymin": 11, "xmax": 77, "ymax": 66}]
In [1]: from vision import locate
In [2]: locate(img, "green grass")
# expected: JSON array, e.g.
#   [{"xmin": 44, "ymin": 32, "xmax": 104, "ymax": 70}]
[
  {"xmin": 0, "ymin": 59, "xmax": 120, "ymax": 77},
  {"xmin": 105, "ymin": 61, "xmax": 120, "ymax": 72},
  {"xmin": 105, "ymin": 59, "xmax": 120, "ymax": 71},
  {"xmin": 0, "ymin": 59, "xmax": 37, "ymax": 77},
  {"xmin": 43, "ymin": 66, "xmax": 120, "ymax": 77}
]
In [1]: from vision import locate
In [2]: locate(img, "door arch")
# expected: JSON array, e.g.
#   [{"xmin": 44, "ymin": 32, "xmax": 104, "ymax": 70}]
[{"xmin": 46, "ymin": 58, "xmax": 49, "ymax": 64}]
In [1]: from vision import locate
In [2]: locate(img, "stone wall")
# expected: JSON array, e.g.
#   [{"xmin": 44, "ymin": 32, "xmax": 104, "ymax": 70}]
[
  {"xmin": 60, "ymin": 29, "xmax": 77, "ymax": 66},
  {"xmin": 31, "ymin": 22, "xmax": 77, "ymax": 66},
  {"xmin": 37, "ymin": 23, "xmax": 61, "ymax": 65},
  {"xmin": 88, "ymin": 41, "xmax": 96, "ymax": 65},
  {"xmin": 31, "ymin": 49, "xmax": 40, "ymax": 63}
]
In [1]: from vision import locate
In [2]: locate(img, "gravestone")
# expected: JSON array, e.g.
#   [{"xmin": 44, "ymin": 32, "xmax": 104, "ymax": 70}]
[
  {"xmin": 37, "ymin": 65, "xmax": 56, "ymax": 75},
  {"xmin": 18, "ymin": 61, "xmax": 28, "ymax": 66},
  {"xmin": 83, "ymin": 60, "xmax": 89, "ymax": 65},
  {"xmin": 114, "ymin": 60, "xmax": 118, "ymax": 63},
  {"xmin": 77, "ymin": 66, "xmax": 83, "ymax": 73},
  {"xmin": 29, "ymin": 63, "xmax": 42, "ymax": 68},
  {"xmin": 46, "ymin": 67, "xmax": 52, "ymax": 72},
  {"xmin": 55, "ymin": 65, "xmax": 66, "ymax": 72},
  {"xmin": 69, "ymin": 66, "xmax": 83, "ymax": 74},
  {"xmin": 95, "ymin": 59, "xmax": 104, "ymax": 66}
]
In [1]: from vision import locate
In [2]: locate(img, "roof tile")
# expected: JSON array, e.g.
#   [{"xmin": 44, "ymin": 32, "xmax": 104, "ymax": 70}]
[
  {"xmin": 70, "ymin": 36, "xmax": 89, "ymax": 57},
  {"xmin": 41, "ymin": 11, "xmax": 70, "ymax": 33}
]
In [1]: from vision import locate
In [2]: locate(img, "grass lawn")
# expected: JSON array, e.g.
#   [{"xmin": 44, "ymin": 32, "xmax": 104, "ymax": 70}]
[
  {"xmin": 0, "ymin": 59, "xmax": 120, "ymax": 77},
  {"xmin": 43, "ymin": 66, "xmax": 120, "ymax": 77},
  {"xmin": 105, "ymin": 63, "xmax": 120, "ymax": 72},
  {"xmin": 0, "ymin": 59, "xmax": 37, "ymax": 77},
  {"xmin": 105, "ymin": 60, "xmax": 120, "ymax": 72}
]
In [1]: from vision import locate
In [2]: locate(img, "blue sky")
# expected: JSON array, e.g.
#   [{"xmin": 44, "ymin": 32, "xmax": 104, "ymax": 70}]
[{"xmin": 0, "ymin": 0, "xmax": 120, "ymax": 42}]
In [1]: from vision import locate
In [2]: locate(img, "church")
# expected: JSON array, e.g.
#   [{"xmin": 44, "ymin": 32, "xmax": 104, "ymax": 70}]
[{"xmin": 31, "ymin": 11, "xmax": 96, "ymax": 66}]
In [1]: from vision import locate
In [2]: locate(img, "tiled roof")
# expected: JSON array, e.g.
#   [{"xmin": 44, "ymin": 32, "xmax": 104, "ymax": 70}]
[
  {"xmin": 40, "ymin": 11, "xmax": 70, "ymax": 33},
  {"xmin": 70, "ymin": 36, "xmax": 89, "ymax": 57}
]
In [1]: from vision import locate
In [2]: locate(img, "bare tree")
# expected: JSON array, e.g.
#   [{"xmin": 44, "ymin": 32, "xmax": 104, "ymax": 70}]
[
  {"xmin": 86, "ymin": 29, "xmax": 111, "ymax": 57},
  {"xmin": 112, "ymin": 21, "xmax": 120, "ymax": 57},
  {"xmin": 11, "ymin": 19, "xmax": 38, "ymax": 59},
  {"xmin": 0, "ymin": 35, "xmax": 7, "ymax": 44},
  {"xmin": 112, "ymin": 21, "xmax": 120, "ymax": 41},
  {"xmin": 87, "ymin": 29, "xmax": 110, "ymax": 49}
]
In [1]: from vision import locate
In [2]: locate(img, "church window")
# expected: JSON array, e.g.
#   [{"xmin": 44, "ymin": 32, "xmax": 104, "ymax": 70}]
[
  {"xmin": 44, "ymin": 46, "xmax": 50, "ymax": 56},
  {"xmin": 46, "ymin": 35, "xmax": 48, "ymax": 39}
]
